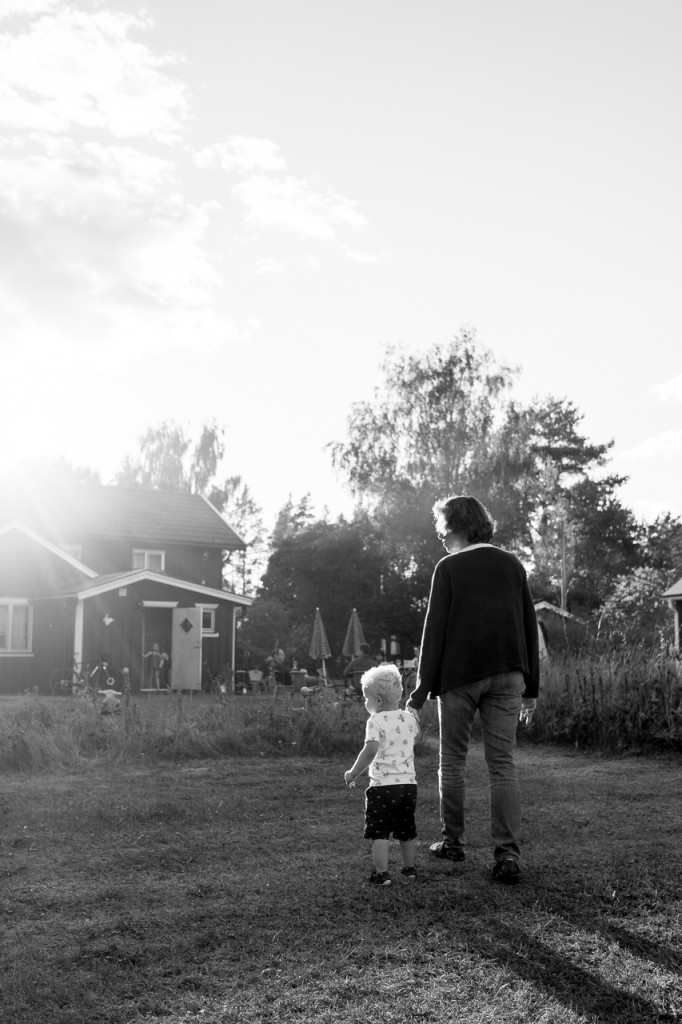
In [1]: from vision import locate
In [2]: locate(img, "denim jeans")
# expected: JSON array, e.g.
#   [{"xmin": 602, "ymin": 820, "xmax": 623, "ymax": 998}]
[{"xmin": 437, "ymin": 671, "xmax": 525, "ymax": 862}]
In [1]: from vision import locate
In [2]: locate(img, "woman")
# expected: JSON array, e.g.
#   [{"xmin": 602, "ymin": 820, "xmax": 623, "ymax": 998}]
[{"xmin": 406, "ymin": 495, "xmax": 539, "ymax": 884}]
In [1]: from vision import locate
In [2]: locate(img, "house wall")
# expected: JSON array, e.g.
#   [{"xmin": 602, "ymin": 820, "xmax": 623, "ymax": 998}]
[
  {"xmin": 0, "ymin": 531, "xmax": 88, "ymax": 596},
  {"xmin": 33, "ymin": 600, "xmax": 78, "ymax": 692},
  {"xmin": 164, "ymin": 547, "xmax": 223, "ymax": 589},
  {"xmin": 0, "ymin": 531, "xmax": 87, "ymax": 694},
  {"xmin": 80, "ymin": 580, "xmax": 236, "ymax": 692},
  {"xmin": 77, "ymin": 539, "xmax": 224, "ymax": 587}
]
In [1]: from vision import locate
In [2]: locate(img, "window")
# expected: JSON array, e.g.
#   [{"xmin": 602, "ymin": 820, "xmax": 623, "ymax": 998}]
[
  {"xmin": 197, "ymin": 605, "xmax": 218, "ymax": 635},
  {"xmin": 132, "ymin": 550, "xmax": 165, "ymax": 572},
  {"xmin": 0, "ymin": 600, "xmax": 32, "ymax": 654}
]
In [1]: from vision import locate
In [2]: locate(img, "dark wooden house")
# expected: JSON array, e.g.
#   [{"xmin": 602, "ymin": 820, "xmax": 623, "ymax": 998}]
[{"xmin": 0, "ymin": 485, "xmax": 252, "ymax": 694}]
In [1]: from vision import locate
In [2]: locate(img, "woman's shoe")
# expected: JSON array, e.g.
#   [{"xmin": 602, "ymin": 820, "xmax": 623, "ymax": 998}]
[
  {"xmin": 429, "ymin": 841, "xmax": 465, "ymax": 863},
  {"xmin": 492, "ymin": 858, "xmax": 521, "ymax": 884}
]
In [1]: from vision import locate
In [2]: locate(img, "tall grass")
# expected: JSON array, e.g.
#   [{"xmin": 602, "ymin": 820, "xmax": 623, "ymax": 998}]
[
  {"xmin": 2, "ymin": 645, "xmax": 679, "ymax": 773},
  {"xmin": 0, "ymin": 692, "xmax": 415, "ymax": 772},
  {"xmin": 532, "ymin": 643, "xmax": 682, "ymax": 752}
]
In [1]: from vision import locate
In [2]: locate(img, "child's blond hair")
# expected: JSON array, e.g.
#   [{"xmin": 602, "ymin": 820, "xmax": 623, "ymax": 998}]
[{"xmin": 361, "ymin": 663, "xmax": 403, "ymax": 703}]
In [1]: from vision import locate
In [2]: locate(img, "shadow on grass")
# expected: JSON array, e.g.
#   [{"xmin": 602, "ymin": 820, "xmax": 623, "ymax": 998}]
[{"xmin": 2, "ymin": 747, "xmax": 681, "ymax": 1024}]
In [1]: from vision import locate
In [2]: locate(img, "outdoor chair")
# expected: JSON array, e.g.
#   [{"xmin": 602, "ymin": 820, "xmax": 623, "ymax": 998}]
[
  {"xmin": 248, "ymin": 669, "xmax": 265, "ymax": 693},
  {"xmin": 343, "ymin": 670, "xmax": 365, "ymax": 701}
]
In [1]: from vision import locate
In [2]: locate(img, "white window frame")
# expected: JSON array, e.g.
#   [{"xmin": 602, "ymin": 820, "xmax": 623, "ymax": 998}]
[
  {"xmin": 196, "ymin": 604, "xmax": 218, "ymax": 636},
  {"xmin": 132, "ymin": 549, "xmax": 166, "ymax": 573},
  {"xmin": 0, "ymin": 599, "xmax": 33, "ymax": 656}
]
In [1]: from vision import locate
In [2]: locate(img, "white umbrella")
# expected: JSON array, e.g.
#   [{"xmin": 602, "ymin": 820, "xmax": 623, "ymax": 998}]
[
  {"xmin": 342, "ymin": 608, "xmax": 367, "ymax": 658},
  {"xmin": 309, "ymin": 607, "xmax": 331, "ymax": 680}
]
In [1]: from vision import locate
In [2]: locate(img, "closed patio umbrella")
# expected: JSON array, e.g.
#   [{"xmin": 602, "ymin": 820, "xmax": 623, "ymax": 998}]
[
  {"xmin": 309, "ymin": 606, "xmax": 331, "ymax": 680},
  {"xmin": 342, "ymin": 608, "xmax": 367, "ymax": 658}
]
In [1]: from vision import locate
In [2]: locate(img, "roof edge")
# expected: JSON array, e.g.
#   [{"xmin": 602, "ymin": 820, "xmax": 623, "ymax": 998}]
[
  {"xmin": 38, "ymin": 568, "xmax": 253, "ymax": 606},
  {"xmin": 0, "ymin": 520, "xmax": 98, "ymax": 578},
  {"xmin": 199, "ymin": 494, "xmax": 247, "ymax": 549}
]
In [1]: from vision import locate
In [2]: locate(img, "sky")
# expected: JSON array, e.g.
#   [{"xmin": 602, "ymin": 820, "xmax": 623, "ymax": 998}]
[{"xmin": 1, "ymin": 0, "xmax": 681, "ymax": 530}]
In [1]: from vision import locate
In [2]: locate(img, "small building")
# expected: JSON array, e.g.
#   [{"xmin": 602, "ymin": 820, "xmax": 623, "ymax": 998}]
[
  {"xmin": 533, "ymin": 601, "xmax": 587, "ymax": 654},
  {"xmin": 0, "ymin": 484, "xmax": 252, "ymax": 694},
  {"xmin": 663, "ymin": 576, "xmax": 682, "ymax": 650}
]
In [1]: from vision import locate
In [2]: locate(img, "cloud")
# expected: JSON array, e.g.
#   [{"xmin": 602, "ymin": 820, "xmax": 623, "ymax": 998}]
[
  {"xmin": 654, "ymin": 372, "xmax": 682, "ymax": 403},
  {"xmin": 195, "ymin": 135, "xmax": 287, "ymax": 175},
  {"xmin": 621, "ymin": 431, "xmax": 682, "ymax": 460},
  {"xmin": 0, "ymin": 7, "xmax": 226, "ymax": 360},
  {"xmin": 346, "ymin": 250, "xmax": 381, "ymax": 265},
  {"xmin": 0, "ymin": 7, "xmax": 188, "ymax": 142},
  {"xmin": 255, "ymin": 257, "xmax": 286, "ymax": 274},
  {"xmin": 0, "ymin": 0, "xmax": 60, "ymax": 18},
  {"xmin": 0, "ymin": 1, "xmax": 370, "ymax": 479},
  {"xmin": 233, "ymin": 174, "xmax": 366, "ymax": 241},
  {"xmin": 195, "ymin": 134, "xmax": 368, "ymax": 247},
  {"xmin": 0, "ymin": 141, "xmax": 222, "ymax": 330}
]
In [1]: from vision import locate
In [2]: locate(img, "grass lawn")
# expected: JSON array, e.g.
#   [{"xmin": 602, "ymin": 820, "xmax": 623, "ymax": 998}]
[{"xmin": 1, "ymin": 737, "xmax": 681, "ymax": 1023}]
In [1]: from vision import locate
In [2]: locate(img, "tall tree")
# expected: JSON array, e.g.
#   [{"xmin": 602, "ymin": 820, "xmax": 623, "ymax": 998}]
[
  {"xmin": 331, "ymin": 328, "xmax": 632, "ymax": 618},
  {"xmin": 330, "ymin": 328, "xmax": 515, "ymax": 500},
  {"xmin": 116, "ymin": 421, "xmax": 224, "ymax": 494},
  {"xmin": 208, "ymin": 476, "xmax": 267, "ymax": 596},
  {"xmin": 257, "ymin": 516, "xmax": 390, "ymax": 666},
  {"xmin": 271, "ymin": 494, "xmax": 316, "ymax": 546},
  {"xmin": 639, "ymin": 513, "xmax": 682, "ymax": 574},
  {"xmin": 116, "ymin": 421, "xmax": 265, "ymax": 595}
]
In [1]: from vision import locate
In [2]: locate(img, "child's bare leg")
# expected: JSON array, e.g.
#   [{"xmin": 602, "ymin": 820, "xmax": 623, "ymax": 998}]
[
  {"xmin": 399, "ymin": 839, "xmax": 416, "ymax": 868},
  {"xmin": 372, "ymin": 839, "xmax": 389, "ymax": 873}
]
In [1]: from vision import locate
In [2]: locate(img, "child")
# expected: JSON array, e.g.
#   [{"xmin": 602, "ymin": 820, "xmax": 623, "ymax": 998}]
[
  {"xmin": 142, "ymin": 643, "xmax": 168, "ymax": 689},
  {"xmin": 344, "ymin": 663, "xmax": 420, "ymax": 886}
]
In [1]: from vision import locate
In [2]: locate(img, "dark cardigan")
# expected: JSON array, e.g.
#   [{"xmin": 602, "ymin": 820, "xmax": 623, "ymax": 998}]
[{"xmin": 409, "ymin": 545, "xmax": 540, "ymax": 706}]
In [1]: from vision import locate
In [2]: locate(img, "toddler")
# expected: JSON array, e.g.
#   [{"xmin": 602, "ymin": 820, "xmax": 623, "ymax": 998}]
[{"xmin": 344, "ymin": 664, "xmax": 420, "ymax": 885}]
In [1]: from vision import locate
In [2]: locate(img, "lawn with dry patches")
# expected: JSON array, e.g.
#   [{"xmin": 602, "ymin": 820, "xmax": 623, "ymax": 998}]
[{"xmin": 1, "ymin": 741, "xmax": 681, "ymax": 1023}]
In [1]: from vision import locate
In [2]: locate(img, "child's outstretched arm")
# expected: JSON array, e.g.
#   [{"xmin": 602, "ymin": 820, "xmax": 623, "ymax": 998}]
[{"xmin": 344, "ymin": 739, "xmax": 379, "ymax": 788}]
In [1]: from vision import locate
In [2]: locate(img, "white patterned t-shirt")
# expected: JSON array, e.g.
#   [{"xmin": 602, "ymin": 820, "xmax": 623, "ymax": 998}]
[{"xmin": 365, "ymin": 709, "xmax": 419, "ymax": 787}]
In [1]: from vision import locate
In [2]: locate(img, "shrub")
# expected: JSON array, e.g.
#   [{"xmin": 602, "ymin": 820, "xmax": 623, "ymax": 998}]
[{"xmin": 532, "ymin": 642, "xmax": 682, "ymax": 752}]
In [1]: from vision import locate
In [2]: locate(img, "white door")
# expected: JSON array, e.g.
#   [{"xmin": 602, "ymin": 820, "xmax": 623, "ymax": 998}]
[{"xmin": 171, "ymin": 608, "xmax": 202, "ymax": 691}]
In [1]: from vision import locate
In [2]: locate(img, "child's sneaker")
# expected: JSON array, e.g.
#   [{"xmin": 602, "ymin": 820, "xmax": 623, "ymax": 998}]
[
  {"xmin": 369, "ymin": 870, "xmax": 392, "ymax": 886},
  {"xmin": 400, "ymin": 866, "xmax": 417, "ymax": 883}
]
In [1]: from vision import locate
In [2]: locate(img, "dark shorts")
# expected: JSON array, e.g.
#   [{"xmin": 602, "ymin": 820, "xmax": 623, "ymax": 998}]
[{"xmin": 363, "ymin": 784, "xmax": 417, "ymax": 841}]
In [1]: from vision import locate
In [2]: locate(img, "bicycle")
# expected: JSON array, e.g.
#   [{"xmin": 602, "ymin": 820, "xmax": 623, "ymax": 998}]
[{"xmin": 48, "ymin": 659, "xmax": 93, "ymax": 698}]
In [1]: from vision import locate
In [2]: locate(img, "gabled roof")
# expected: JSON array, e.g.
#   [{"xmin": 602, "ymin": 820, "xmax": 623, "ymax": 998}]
[
  {"xmin": 0, "ymin": 484, "xmax": 245, "ymax": 550},
  {"xmin": 663, "ymin": 576, "xmax": 682, "ymax": 600},
  {"xmin": 0, "ymin": 520, "xmax": 98, "ymax": 578},
  {"xmin": 533, "ymin": 601, "xmax": 585, "ymax": 624},
  {"xmin": 34, "ymin": 568, "xmax": 253, "ymax": 606}
]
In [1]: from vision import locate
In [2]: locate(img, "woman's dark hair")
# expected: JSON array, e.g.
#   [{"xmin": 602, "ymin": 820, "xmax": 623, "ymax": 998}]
[{"xmin": 433, "ymin": 495, "xmax": 496, "ymax": 544}]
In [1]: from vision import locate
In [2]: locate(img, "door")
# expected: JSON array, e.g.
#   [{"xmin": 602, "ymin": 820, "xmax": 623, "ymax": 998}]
[
  {"xmin": 141, "ymin": 607, "xmax": 173, "ymax": 691},
  {"xmin": 171, "ymin": 608, "xmax": 202, "ymax": 691}
]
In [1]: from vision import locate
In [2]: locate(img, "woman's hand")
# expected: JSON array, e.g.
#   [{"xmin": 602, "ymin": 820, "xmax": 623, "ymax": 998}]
[{"xmin": 519, "ymin": 698, "xmax": 536, "ymax": 725}]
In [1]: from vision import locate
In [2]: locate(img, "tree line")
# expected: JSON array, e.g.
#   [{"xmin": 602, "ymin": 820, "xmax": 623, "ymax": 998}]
[{"xmin": 19, "ymin": 329, "xmax": 682, "ymax": 668}]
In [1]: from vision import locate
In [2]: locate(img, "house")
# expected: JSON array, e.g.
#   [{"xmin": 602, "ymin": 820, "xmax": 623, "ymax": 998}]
[
  {"xmin": 0, "ymin": 484, "xmax": 252, "ymax": 695},
  {"xmin": 663, "ymin": 576, "xmax": 682, "ymax": 650}
]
